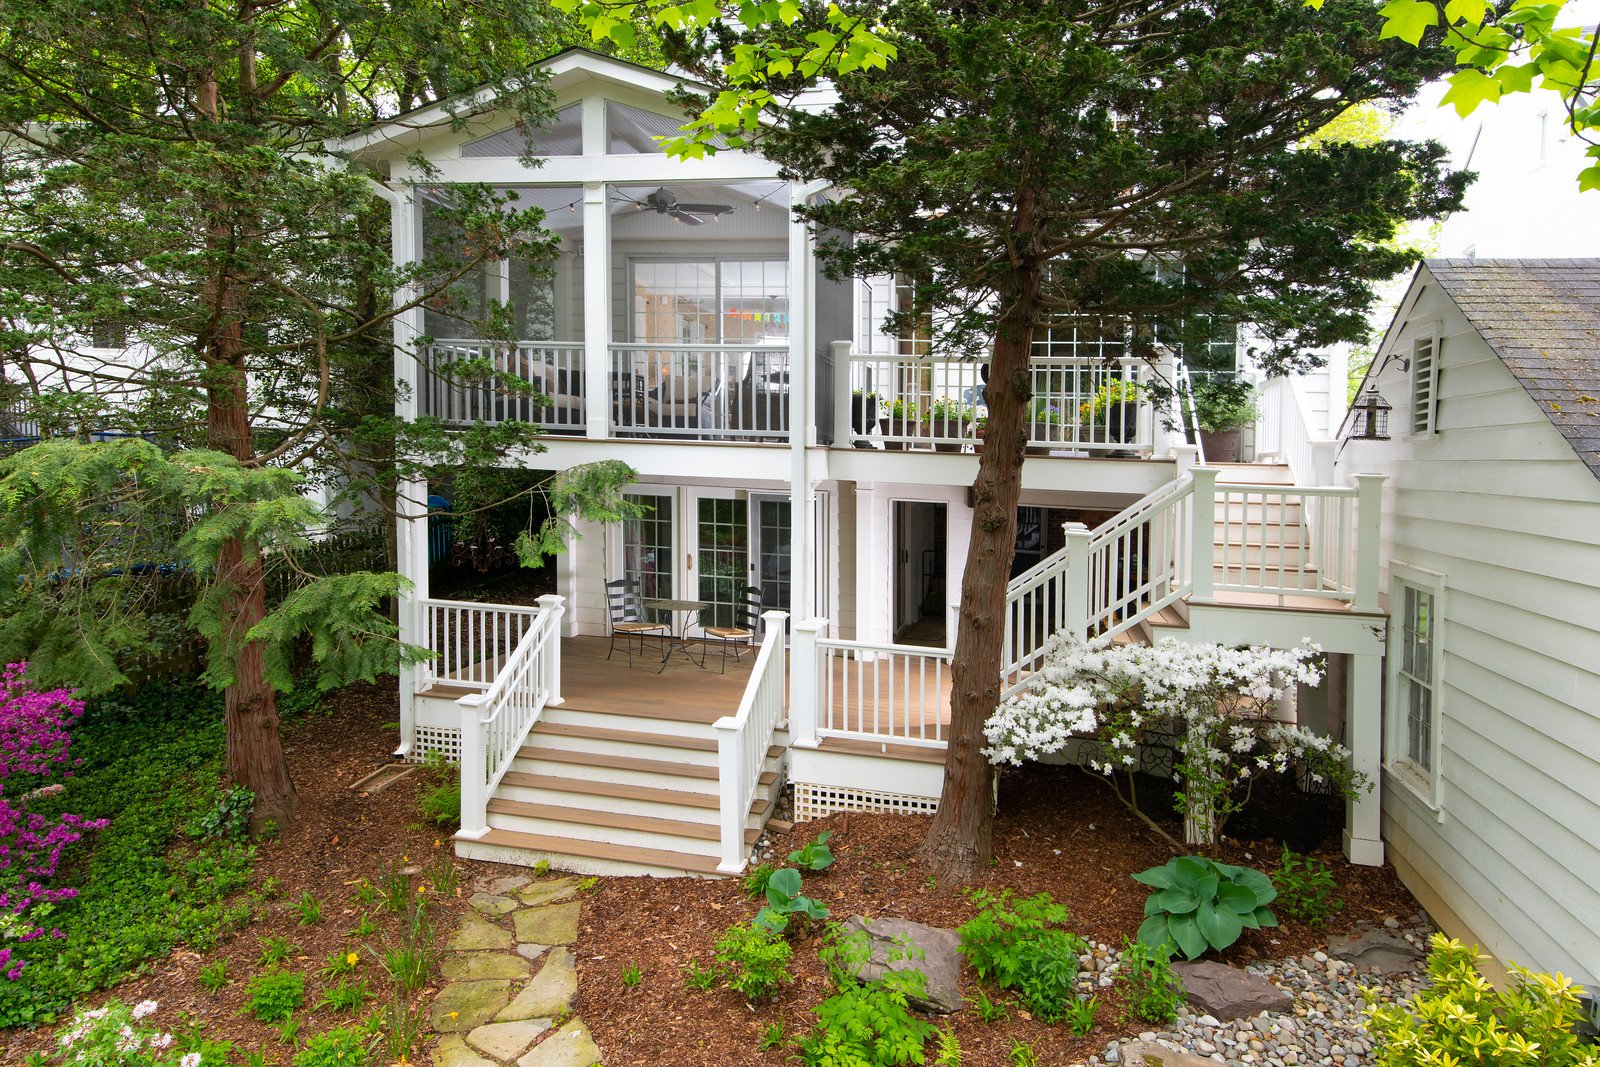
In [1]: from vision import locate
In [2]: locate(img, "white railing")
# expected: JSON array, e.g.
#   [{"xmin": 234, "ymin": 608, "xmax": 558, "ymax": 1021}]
[
  {"xmin": 610, "ymin": 343, "xmax": 791, "ymax": 442},
  {"xmin": 1258, "ymin": 375, "xmax": 1335, "ymax": 486},
  {"xmin": 1085, "ymin": 475, "xmax": 1197, "ymax": 638},
  {"xmin": 713, "ymin": 611, "xmax": 789, "ymax": 873},
  {"xmin": 813, "ymin": 637, "xmax": 952, "ymax": 747},
  {"xmin": 1211, "ymin": 482, "xmax": 1359, "ymax": 601},
  {"xmin": 1174, "ymin": 362, "xmax": 1207, "ymax": 465},
  {"xmin": 457, "ymin": 595, "xmax": 565, "ymax": 838},
  {"xmin": 845, "ymin": 351, "xmax": 1153, "ymax": 453},
  {"xmin": 419, "ymin": 599, "xmax": 544, "ymax": 692},
  {"xmin": 420, "ymin": 340, "xmax": 587, "ymax": 432}
]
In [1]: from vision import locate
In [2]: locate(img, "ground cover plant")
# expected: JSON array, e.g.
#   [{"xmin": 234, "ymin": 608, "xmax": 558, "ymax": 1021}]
[
  {"xmin": 958, "ymin": 890, "xmax": 1085, "ymax": 1023},
  {"xmin": 793, "ymin": 924, "xmax": 939, "ymax": 1066},
  {"xmin": 1273, "ymin": 848, "xmax": 1342, "ymax": 926},
  {"xmin": 1134, "ymin": 855, "xmax": 1278, "ymax": 960}
]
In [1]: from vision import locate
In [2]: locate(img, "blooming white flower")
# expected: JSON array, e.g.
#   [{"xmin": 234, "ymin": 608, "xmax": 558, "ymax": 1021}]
[
  {"xmin": 132, "ymin": 999, "xmax": 158, "ymax": 1020},
  {"xmin": 181, "ymin": 1052, "xmax": 203, "ymax": 1067}
]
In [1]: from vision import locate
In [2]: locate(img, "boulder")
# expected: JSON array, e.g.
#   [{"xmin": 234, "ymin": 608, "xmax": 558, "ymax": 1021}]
[
  {"xmin": 1118, "ymin": 1040, "xmax": 1218, "ymax": 1066},
  {"xmin": 841, "ymin": 915, "xmax": 964, "ymax": 1014},
  {"xmin": 1170, "ymin": 960, "xmax": 1292, "ymax": 1020},
  {"xmin": 1327, "ymin": 927, "xmax": 1424, "ymax": 975}
]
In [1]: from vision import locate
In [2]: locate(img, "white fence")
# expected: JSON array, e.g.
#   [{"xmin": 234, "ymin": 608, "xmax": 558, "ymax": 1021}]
[
  {"xmin": 797, "ymin": 633, "xmax": 952, "ymax": 748},
  {"xmin": 420, "ymin": 341, "xmax": 587, "ymax": 432},
  {"xmin": 456, "ymin": 595, "xmax": 565, "ymax": 838},
  {"xmin": 419, "ymin": 599, "xmax": 544, "ymax": 691},
  {"xmin": 713, "ymin": 611, "xmax": 790, "ymax": 872}
]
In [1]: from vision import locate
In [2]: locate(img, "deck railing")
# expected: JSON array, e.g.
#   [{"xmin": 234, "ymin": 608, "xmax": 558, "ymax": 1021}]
[
  {"xmin": 713, "ymin": 611, "xmax": 790, "ymax": 872},
  {"xmin": 1211, "ymin": 482, "xmax": 1359, "ymax": 601},
  {"xmin": 420, "ymin": 340, "xmax": 587, "ymax": 432},
  {"xmin": 846, "ymin": 351, "xmax": 1153, "ymax": 453},
  {"xmin": 1258, "ymin": 375, "xmax": 1335, "ymax": 486},
  {"xmin": 610, "ymin": 343, "xmax": 791, "ymax": 442},
  {"xmin": 419, "ymin": 599, "xmax": 544, "ymax": 691},
  {"xmin": 456, "ymin": 595, "xmax": 564, "ymax": 838},
  {"xmin": 810, "ymin": 636, "xmax": 952, "ymax": 747}
]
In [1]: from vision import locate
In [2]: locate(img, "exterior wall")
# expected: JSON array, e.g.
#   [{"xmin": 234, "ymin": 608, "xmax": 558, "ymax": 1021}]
[{"xmin": 1335, "ymin": 270, "xmax": 1600, "ymax": 982}]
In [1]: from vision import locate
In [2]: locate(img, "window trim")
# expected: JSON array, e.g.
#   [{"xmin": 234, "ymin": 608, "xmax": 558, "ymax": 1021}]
[
  {"xmin": 1408, "ymin": 324, "xmax": 1441, "ymax": 437},
  {"xmin": 1386, "ymin": 562, "xmax": 1446, "ymax": 812}
]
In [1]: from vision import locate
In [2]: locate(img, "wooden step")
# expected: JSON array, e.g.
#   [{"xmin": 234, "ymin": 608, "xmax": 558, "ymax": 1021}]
[
  {"xmin": 498, "ymin": 771, "xmax": 771, "ymax": 814},
  {"xmin": 529, "ymin": 721, "xmax": 784, "ymax": 759},
  {"xmin": 487, "ymin": 798, "xmax": 761, "ymax": 844},
  {"xmin": 555, "ymin": 696, "xmax": 725, "ymax": 726},
  {"xmin": 418, "ymin": 683, "xmax": 477, "ymax": 700},
  {"xmin": 815, "ymin": 736, "xmax": 947, "ymax": 765},
  {"xmin": 516, "ymin": 746, "xmax": 777, "ymax": 787},
  {"xmin": 468, "ymin": 827, "xmax": 723, "ymax": 876}
]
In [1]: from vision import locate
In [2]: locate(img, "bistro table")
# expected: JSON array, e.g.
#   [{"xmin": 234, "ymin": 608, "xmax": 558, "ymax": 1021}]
[{"xmin": 642, "ymin": 598, "xmax": 711, "ymax": 672}]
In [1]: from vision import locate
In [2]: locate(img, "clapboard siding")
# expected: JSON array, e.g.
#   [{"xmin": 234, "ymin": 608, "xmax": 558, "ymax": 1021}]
[{"xmin": 1336, "ymin": 267, "xmax": 1600, "ymax": 982}]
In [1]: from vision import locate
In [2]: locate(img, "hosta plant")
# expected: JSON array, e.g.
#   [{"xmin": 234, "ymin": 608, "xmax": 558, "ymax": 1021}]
[
  {"xmin": 1135, "ymin": 856, "xmax": 1277, "ymax": 960},
  {"xmin": 754, "ymin": 867, "xmax": 829, "ymax": 934}
]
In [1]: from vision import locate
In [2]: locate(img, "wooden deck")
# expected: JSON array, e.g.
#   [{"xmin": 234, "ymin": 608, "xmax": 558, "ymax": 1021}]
[{"xmin": 558, "ymin": 635, "xmax": 756, "ymax": 723}]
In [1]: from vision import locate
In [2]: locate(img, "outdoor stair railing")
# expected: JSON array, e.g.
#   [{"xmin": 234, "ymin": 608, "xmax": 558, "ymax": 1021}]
[
  {"xmin": 713, "ymin": 611, "xmax": 790, "ymax": 872},
  {"xmin": 455, "ymin": 594, "xmax": 565, "ymax": 840},
  {"xmin": 418, "ymin": 598, "xmax": 544, "ymax": 692}
]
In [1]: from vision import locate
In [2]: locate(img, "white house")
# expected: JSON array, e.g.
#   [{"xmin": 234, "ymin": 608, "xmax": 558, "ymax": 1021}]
[
  {"xmin": 347, "ymin": 48, "xmax": 1391, "ymax": 882},
  {"xmin": 1336, "ymin": 258, "xmax": 1600, "ymax": 985}
]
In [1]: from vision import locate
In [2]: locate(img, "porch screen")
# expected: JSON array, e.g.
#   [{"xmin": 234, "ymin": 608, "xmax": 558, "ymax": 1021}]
[
  {"xmin": 632, "ymin": 260, "xmax": 790, "ymax": 345},
  {"xmin": 622, "ymin": 493, "xmax": 673, "ymax": 600}
]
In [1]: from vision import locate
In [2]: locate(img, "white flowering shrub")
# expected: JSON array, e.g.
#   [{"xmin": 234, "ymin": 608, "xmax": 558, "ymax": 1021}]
[
  {"xmin": 985, "ymin": 634, "xmax": 1368, "ymax": 845},
  {"xmin": 48, "ymin": 999, "xmax": 199, "ymax": 1067}
]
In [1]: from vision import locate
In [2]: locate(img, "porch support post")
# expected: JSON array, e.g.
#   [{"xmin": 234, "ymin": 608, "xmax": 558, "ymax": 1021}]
[
  {"xmin": 1354, "ymin": 473, "xmax": 1385, "ymax": 613},
  {"xmin": 831, "ymin": 339, "xmax": 854, "ymax": 448},
  {"xmin": 582, "ymin": 180, "xmax": 610, "ymax": 440},
  {"xmin": 1343, "ymin": 649, "xmax": 1385, "ymax": 866},
  {"xmin": 1311, "ymin": 440, "xmax": 1337, "ymax": 485},
  {"xmin": 1189, "ymin": 466, "xmax": 1219, "ymax": 603},
  {"xmin": 457, "ymin": 694, "xmax": 490, "ymax": 839},
  {"xmin": 790, "ymin": 617, "xmax": 825, "ymax": 749},
  {"xmin": 788, "ymin": 182, "xmax": 815, "ymax": 621},
  {"xmin": 1063, "ymin": 522, "xmax": 1093, "ymax": 639},
  {"xmin": 391, "ymin": 184, "xmax": 426, "ymax": 760},
  {"xmin": 536, "ymin": 594, "xmax": 565, "ymax": 706}
]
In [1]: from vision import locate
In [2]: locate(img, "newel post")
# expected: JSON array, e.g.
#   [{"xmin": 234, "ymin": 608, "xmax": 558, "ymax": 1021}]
[
  {"xmin": 1354, "ymin": 474, "xmax": 1385, "ymax": 613},
  {"xmin": 790, "ymin": 615, "xmax": 825, "ymax": 749},
  {"xmin": 1190, "ymin": 466, "xmax": 1219, "ymax": 602},
  {"xmin": 1063, "ymin": 522, "xmax": 1093, "ymax": 639},
  {"xmin": 456, "ymin": 694, "xmax": 489, "ymax": 839},
  {"xmin": 831, "ymin": 340, "xmax": 855, "ymax": 448},
  {"xmin": 536, "ymin": 594, "xmax": 566, "ymax": 705}
]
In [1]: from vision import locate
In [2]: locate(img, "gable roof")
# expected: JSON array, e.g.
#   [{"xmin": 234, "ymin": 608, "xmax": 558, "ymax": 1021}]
[{"xmin": 1425, "ymin": 258, "xmax": 1600, "ymax": 479}]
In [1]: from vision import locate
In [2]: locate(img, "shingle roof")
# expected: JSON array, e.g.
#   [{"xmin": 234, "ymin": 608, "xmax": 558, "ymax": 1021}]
[{"xmin": 1426, "ymin": 258, "xmax": 1600, "ymax": 480}]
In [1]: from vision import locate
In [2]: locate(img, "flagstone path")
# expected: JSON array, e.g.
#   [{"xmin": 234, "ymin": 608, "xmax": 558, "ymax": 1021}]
[{"xmin": 428, "ymin": 875, "xmax": 603, "ymax": 1067}]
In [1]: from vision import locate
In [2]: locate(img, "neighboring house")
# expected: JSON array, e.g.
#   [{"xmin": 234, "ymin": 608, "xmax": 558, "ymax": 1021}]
[
  {"xmin": 1335, "ymin": 259, "xmax": 1600, "ymax": 985},
  {"xmin": 348, "ymin": 48, "xmax": 1390, "ymax": 884}
]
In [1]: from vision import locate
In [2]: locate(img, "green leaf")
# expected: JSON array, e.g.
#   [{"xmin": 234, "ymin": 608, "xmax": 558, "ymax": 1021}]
[
  {"xmin": 1495, "ymin": 62, "xmax": 1537, "ymax": 94},
  {"xmin": 1442, "ymin": 0, "xmax": 1488, "ymax": 27},
  {"xmin": 1136, "ymin": 914, "xmax": 1173, "ymax": 951},
  {"xmin": 1579, "ymin": 164, "xmax": 1600, "ymax": 193},
  {"xmin": 765, "ymin": 867, "xmax": 803, "ymax": 906},
  {"xmin": 1378, "ymin": 0, "xmax": 1440, "ymax": 45},
  {"xmin": 1440, "ymin": 67, "xmax": 1501, "ymax": 116},
  {"xmin": 1167, "ymin": 911, "xmax": 1208, "ymax": 960},
  {"xmin": 1234, "ymin": 867, "xmax": 1277, "ymax": 907},
  {"xmin": 1195, "ymin": 901, "xmax": 1245, "ymax": 951},
  {"xmin": 1131, "ymin": 865, "xmax": 1176, "ymax": 890},
  {"xmin": 1253, "ymin": 906, "xmax": 1280, "ymax": 929},
  {"xmin": 1173, "ymin": 856, "xmax": 1209, "ymax": 887},
  {"xmin": 1155, "ymin": 887, "xmax": 1200, "ymax": 915},
  {"xmin": 1217, "ymin": 880, "xmax": 1259, "ymax": 915}
]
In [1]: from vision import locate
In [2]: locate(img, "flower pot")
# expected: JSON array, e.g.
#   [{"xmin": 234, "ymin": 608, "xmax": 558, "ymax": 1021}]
[
  {"xmin": 1199, "ymin": 428, "xmax": 1241, "ymax": 463},
  {"xmin": 1027, "ymin": 419, "xmax": 1058, "ymax": 455},
  {"xmin": 927, "ymin": 415, "xmax": 965, "ymax": 453},
  {"xmin": 1106, "ymin": 401, "xmax": 1137, "ymax": 444},
  {"xmin": 879, "ymin": 415, "xmax": 919, "ymax": 450},
  {"xmin": 973, "ymin": 426, "xmax": 986, "ymax": 454},
  {"xmin": 851, "ymin": 394, "xmax": 879, "ymax": 436}
]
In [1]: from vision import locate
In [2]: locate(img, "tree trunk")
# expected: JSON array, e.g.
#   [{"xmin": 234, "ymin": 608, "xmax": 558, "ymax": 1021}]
[{"xmin": 919, "ymin": 258, "xmax": 1045, "ymax": 881}]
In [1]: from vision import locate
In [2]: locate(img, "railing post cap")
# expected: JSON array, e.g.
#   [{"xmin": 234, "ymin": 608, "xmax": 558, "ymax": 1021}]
[
  {"xmin": 456, "ymin": 693, "xmax": 487, "ymax": 708},
  {"xmin": 760, "ymin": 609, "xmax": 790, "ymax": 623},
  {"xmin": 536, "ymin": 593, "xmax": 566, "ymax": 607},
  {"xmin": 794, "ymin": 615, "xmax": 828, "ymax": 633}
]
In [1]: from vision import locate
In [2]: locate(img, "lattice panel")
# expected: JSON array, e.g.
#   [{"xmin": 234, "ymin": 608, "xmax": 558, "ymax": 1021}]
[
  {"xmin": 794, "ymin": 783, "xmax": 940, "ymax": 821},
  {"xmin": 412, "ymin": 725, "xmax": 461, "ymax": 764}
]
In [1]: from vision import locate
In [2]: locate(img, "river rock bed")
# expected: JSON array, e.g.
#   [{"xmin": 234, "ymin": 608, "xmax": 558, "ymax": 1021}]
[{"xmin": 1073, "ymin": 919, "xmax": 1435, "ymax": 1067}]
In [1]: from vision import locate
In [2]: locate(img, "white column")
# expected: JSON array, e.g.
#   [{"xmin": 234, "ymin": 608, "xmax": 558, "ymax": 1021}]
[
  {"xmin": 790, "ymin": 617, "xmax": 825, "ymax": 749},
  {"xmin": 1189, "ymin": 466, "xmax": 1219, "ymax": 602},
  {"xmin": 536, "ymin": 594, "xmax": 565, "ymax": 706},
  {"xmin": 1355, "ymin": 473, "xmax": 1385, "ymax": 612},
  {"xmin": 391, "ymin": 186, "xmax": 427, "ymax": 760},
  {"xmin": 1063, "ymin": 522, "xmax": 1093, "ymax": 639},
  {"xmin": 831, "ymin": 339, "xmax": 854, "ymax": 448},
  {"xmin": 582, "ymin": 181, "xmax": 610, "ymax": 440},
  {"xmin": 456, "ymin": 692, "xmax": 489, "ymax": 838},
  {"xmin": 788, "ymin": 182, "xmax": 813, "ymax": 622},
  {"xmin": 1324, "ymin": 345, "xmax": 1351, "ymax": 438},
  {"xmin": 1344, "ymin": 650, "xmax": 1385, "ymax": 866}
]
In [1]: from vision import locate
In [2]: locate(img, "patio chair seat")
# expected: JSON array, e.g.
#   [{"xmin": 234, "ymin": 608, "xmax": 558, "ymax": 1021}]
[
  {"xmin": 703, "ymin": 625, "xmax": 754, "ymax": 639},
  {"xmin": 613, "ymin": 621, "xmax": 663, "ymax": 634}
]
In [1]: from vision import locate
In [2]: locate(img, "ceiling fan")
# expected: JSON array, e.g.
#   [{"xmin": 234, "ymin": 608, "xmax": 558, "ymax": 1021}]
[{"xmin": 644, "ymin": 187, "xmax": 733, "ymax": 225}]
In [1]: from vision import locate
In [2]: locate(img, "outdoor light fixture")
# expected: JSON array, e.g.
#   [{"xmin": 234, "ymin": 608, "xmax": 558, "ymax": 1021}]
[{"xmin": 1349, "ymin": 386, "xmax": 1391, "ymax": 441}]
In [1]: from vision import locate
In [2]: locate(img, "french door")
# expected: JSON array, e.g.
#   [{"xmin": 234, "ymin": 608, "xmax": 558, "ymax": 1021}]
[{"xmin": 687, "ymin": 488, "xmax": 749, "ymax": 632}]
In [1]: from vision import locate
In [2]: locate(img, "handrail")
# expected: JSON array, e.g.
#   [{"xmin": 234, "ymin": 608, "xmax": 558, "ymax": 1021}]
[
  {"xmin": 1174, "ymin": 362, "xmax": 1206, "ymax": 465},
  {"xmin": 814, "ymin": 637, "xmax": 951, "ymax": 747},
  {"xmin": 713, "ymin": 610, "xmax": 789, "ymax": 873},
  {"xmin": 419, "ymin": 599, "xmax": 544, "ymax": 691}
]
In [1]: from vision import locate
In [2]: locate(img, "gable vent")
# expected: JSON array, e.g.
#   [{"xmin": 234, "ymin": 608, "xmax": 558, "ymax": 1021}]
[{"xmin": 1410, "ymin": 330, "xmax": 1440, "ymax": 435}]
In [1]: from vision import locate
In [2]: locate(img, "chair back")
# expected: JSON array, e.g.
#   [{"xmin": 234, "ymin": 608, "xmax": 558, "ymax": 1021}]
[
  {"xmin": 739, "ymin": 585, "xmax": 766, "ymax": 634},
  {"xmin": 607, "ymin": 578, "xmax": 648, "ymax": 626}
]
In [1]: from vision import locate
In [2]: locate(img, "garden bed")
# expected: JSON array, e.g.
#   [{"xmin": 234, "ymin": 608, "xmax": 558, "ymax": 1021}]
[{"xmin": 572, "ymin": 763, "xmax": 1419, "ymax": 1067}]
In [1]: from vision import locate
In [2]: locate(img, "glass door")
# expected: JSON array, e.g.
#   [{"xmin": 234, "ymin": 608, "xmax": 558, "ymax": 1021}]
[
  {"xmin": 689, "ymin": 490, "xmax": 749, "ymax": 631},
  {"xmin": 620, "ymin": 491, "xmax": 674, "ymax": 600},
  {"xmin": 750, "ymin": 494, "xmax": 791, "ymax": 613}
]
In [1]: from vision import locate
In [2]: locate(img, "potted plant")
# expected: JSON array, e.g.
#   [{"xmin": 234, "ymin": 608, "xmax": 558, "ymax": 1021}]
[
  {"xmin": 1028, "ymin": 397, "xmax": 1062, "ymax": 454},
  {"xmin": 1080, "ymin": 380, "xmax": 1141, "ymax": 444},
  {"xmin": 972, "ymin": 414, "xmax": 988, "ymax": 454},
  {"xmin": 925, "ymin": 397, "xmax": 975, "ymax": 453},
  {"xmin": 878, "ymin": 398, "xmax": 922, "ymax": 450},
  {"xmin": 1192, "ymin": 379, "xmax": 1257, "ymax": 463},
  {"xmin": 850, "ymin": 389, "xmax": 880, "ymax": 442}
]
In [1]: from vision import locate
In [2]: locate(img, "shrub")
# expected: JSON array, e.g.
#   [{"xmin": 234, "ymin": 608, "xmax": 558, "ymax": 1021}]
[
  {"xmin": 317, "ymin": 977, "xmax": 372, "ymax": 1014},
  {"xmin": 198, "ymin": 959, "xmax": 229, "ymax": 994},
  {"xmin": 1272, "ymin": 847, "xmax": 1341, "ymax": 926},
  {"xmin": 1063, "ymin": 994, "xmax": 1098, "ymax": 1035},
  {"xmin": 957, "ymin": 889, "xmax": 1084, "ymax": 1023},
  {"xmin": 260, "ymin": 935, "xmax": 298, "ymax": 966},
  {"xmin": 1119, "ymin": 937, "xmax": 1186, "ymax": 1024},
  {"xmin": 796, "ymin": 928, "xmax": 936, "ymax": 1067},
  {"xmin": 244, "ymin": 969, "xmax": 305, "ymax": 1023},
  {"xmin": 1134, "ymin": 855, "xmax": 1277, "ymax": 960},
  {"xmin": 416, "ymin": 752, "xmax": 460, "ymax": 830},
  {"xmin": 296, "ymin": 891, "xmax": 323, "ymax": 925},
  {"xmin": 40, "ymin": 999, "xmax": 191, "ymax": 1066},
  {"xmin": 1366, "ymin": 934, "xmax": 1600, "ymax": 1067},
  {"xmin": 293, "ymin": 1028, "xmax": 374, "ymax": 1067},
  {"xmin": 742, "ymin": 862, "xmax": 777, "ymax": 899},
  {"xmin": 187, "ymin": 785, "xmax": 254, "ymax": 843},
  {"xmin": 714, "ymin": 921, "xmax": 794, "ymax": 1003}
]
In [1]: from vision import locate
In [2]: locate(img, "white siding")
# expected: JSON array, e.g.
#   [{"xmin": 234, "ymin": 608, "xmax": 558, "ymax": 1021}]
[{"xmin": 1336, "ymin": 269, "xmax": 1600, "ymax": 982}]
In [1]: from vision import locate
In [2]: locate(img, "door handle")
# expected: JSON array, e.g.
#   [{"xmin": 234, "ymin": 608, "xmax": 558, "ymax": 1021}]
[{"xmin": 687, "ymin": 554, "xmax": 693, "ymax": 571}]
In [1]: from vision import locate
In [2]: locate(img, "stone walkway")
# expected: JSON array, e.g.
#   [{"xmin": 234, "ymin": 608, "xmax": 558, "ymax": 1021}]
[{"xmin": 428, "ymin": 875, "xmax": 603, "ymax": 1067}]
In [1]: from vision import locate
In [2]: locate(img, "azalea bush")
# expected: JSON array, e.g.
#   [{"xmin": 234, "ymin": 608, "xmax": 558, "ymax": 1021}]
[
  {"xmin": 984, "ymin": 635, "xmax": 1367, "ymax": 846},
  {"xmin": 44, "ymin": 998, "xmax": 198, "ymax": 1067},
  {"xmin": 0, "ymin": 663, "xmax": 107, "ymax": 981}
]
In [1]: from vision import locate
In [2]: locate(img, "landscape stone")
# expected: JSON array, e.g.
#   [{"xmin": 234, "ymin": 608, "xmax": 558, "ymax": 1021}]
[
  {"xmin": 499, "ymin": 947, "xmax": 578, "ymax": 1021},
  {"xmin": 471, "ymin": 892, "xmax": 522, "ymax": 917},
  {"xmin": 466, "ymin": 1018, "xmax": 553, "ymax": 1061},
  {"xmin": 1171, "ymin": 960, "xmax": 1293, "ymax": 1020},
  {"xmin": 518, "ymin": 877, "xmax": 582, "ymax": 907},
  {"xmin": 516, "ymin": 1018, "xmax": 602, "ymax": 1067},
  {"xmin": 429, "ymin": 980, "xmax": 513, "ymax": 1032},
  {"xmin": 517, "ymin": 942, "xmax": 553, "ymax": 962},
  {"xmin": 1327, "ymin": 928, "xmax": 1424, "ymax": 975},
  {"xmin": 434, "ymin": 1034, "xmax": 499, "ymax": 1067},
  {"xmin": 841, "ymin": 915, "xmax": 965, "ymax": 1014},
  {"xmin": 451, "ymin": 916, "xmax": 515, "ymax": 952},
  {"xmin": 443, "ymin": 952, "xmax": 532, "ymax": 981},
  {"xmin": 1119, "ymin": 1040, "xmax": 1219, "ymax": 1067},
  {"xmin": 514, "ymin": 901, "xmax": 580, "ymax": 945},
  {"xmin": 487, "ymin": 874, "xmax": 533, "ymax": 895}
]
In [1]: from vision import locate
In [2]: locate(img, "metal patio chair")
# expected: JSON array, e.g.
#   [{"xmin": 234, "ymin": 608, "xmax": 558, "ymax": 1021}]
[{"xmin": 606, "ymin": 578, "xmax": 669, "ymax": 667}]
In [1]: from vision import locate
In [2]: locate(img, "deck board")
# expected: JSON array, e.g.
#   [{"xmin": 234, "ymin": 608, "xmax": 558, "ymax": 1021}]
[{"xmin": 555, "ymin": 636, "xmax": 756, "ymax": 723}]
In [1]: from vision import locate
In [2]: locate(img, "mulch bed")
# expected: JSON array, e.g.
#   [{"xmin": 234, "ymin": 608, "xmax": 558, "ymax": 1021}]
[
  {"xmin": 1, "ymin": 680, "xmax": 466, "ymax": 1066},
  {"xmin": 573, "ymin": 762, "xmax": 1420, "ymax": 1067}
]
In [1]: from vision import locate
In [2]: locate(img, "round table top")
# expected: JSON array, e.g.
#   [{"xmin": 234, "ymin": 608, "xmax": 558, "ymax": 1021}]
[{"xmin": 643, "ymin": 598, "xmax": 710, "ymax": 612}]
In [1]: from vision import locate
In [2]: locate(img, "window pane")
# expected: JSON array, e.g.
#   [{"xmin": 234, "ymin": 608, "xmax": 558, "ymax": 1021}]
[
  {"xmin": 697, "ymin": 497, "xmax": 748, "ymax": 628},
  {"xmin": 623, "ymin": 494, "xmax": 673, "ymax": 600},
  {"xmin": 721, "ymin": 260, "xmax": 790, "ymax": 344}
]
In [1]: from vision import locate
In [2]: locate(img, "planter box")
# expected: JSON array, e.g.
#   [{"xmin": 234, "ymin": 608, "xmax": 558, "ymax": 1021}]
[
  {"xmin": 880, "ymin": 416, "xmax": 921, "ymax": 451},
  {"xmin": 1199, "ymin": 428, "xmax": 1241, "ymax": 463},
  {"xmin": 927, "ymin": 414, "xmax": 967, "ymax": 453}
]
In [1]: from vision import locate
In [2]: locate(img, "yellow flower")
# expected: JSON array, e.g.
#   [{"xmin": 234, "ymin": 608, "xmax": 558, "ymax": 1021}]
[{"xmin": 346, "ymin": 951, "xmax": 359, "ymax": 966}]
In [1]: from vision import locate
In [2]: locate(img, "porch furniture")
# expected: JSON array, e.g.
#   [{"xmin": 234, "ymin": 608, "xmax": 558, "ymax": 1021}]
[
  {"xmin": 643, "ymin": 597, "xmax": 712, "ymax": 672},
  {"xmin": 522, "ymin": 358, "xmax": 584, "ymax": 432},
  {"xmin": 606, "ymin": 579, "xmax": 669, "ymax": 667},
  {"xmin": 699, "ymin": 586, "xmax": 765, "ymax": 674}
]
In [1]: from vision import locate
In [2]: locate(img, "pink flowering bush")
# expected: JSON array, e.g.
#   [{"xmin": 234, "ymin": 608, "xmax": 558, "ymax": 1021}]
[
  {"xmin": 0, "ymin": 663, "xmax": 107, "ymax": 980},
  {"xmin": 46, "ymin": 998, "xmax": 199, "ymax": 1066}
]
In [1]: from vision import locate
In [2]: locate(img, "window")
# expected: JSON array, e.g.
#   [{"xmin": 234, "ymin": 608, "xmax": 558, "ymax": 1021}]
[
  {"xmin": 1408, "ymin": 328, "xmax": 1440, "ymax": 436},
  {"xmin": 1388, "ymin": 566, "xmax": 1444, "ymax": 804},
  {"xmin": 621, "ymin": 493, "xmax": 673, "ymax": 600},
  {"xmin": 631, "ymin": 259, "xmax": 790, "ymax": 345}
]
